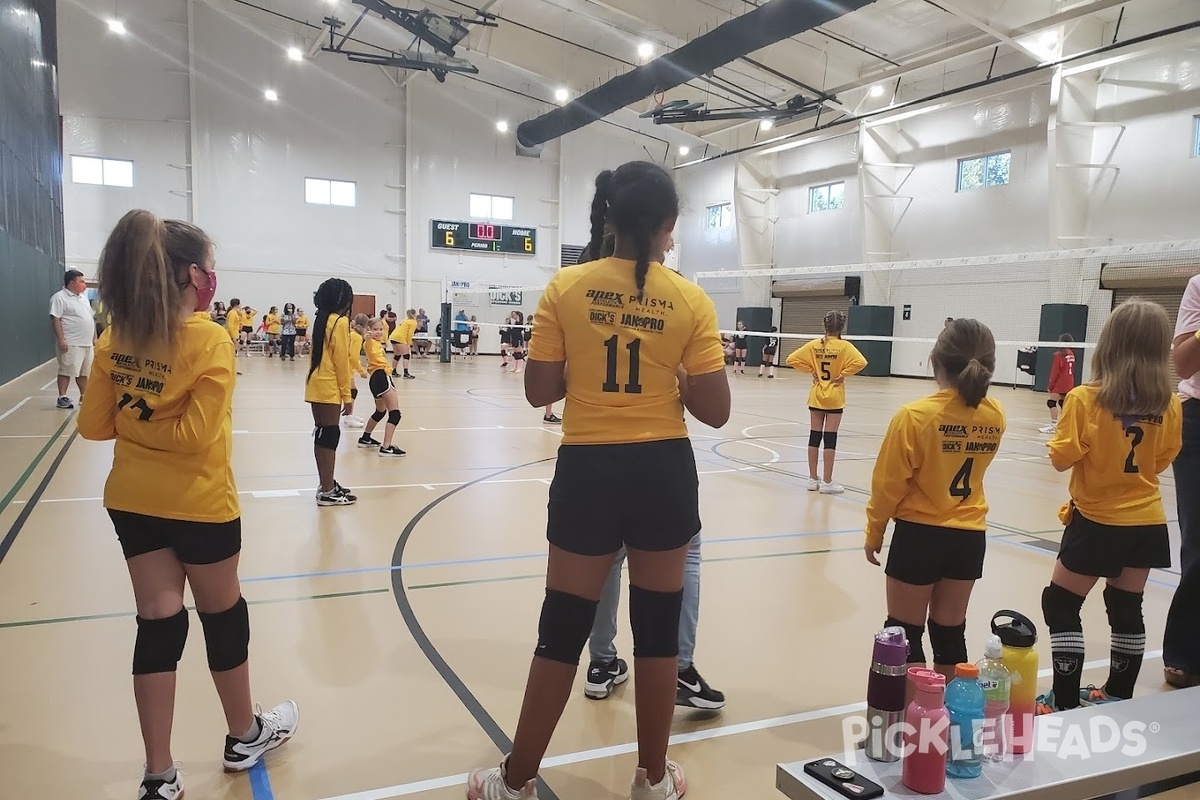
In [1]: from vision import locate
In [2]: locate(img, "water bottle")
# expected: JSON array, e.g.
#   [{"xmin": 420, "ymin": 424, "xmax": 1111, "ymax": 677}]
[
  {"xmin": 991, "ymin": 610, "xmax": 1039, "ymax": 755},
  {"xmin": 945, "ymin": 664, "xmax": 986, "ymax": 779},
  {"xmin": 865, "ymin": 626, "xmax": 909, "ymax": 762},
  {"xmin": 902, "ymin": 668, "xmax": 948, "ymax": 794},
  {"xmin": 976, "ymin": 635, "xmax": 1011, "ymax": 762}
]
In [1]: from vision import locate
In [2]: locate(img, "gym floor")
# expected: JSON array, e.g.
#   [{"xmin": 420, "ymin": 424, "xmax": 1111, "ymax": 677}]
[{"xmin": 0, "ymin": 354, "xmax": 1191, "ymax": 800}]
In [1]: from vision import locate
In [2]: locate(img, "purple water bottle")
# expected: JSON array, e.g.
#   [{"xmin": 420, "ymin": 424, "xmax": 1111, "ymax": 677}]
[{"xmin": 865, "ymin": 626, "xmax": 909, "ymax": 762}]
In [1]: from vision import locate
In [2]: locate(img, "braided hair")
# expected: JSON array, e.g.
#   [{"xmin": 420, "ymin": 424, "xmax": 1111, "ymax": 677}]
[
  {"xmin": 584, "ymin": 162, "xmax": 679, "ymax": 298},
  {"xmin": 308, "ymin": 278, "xmax": 354, "ymax": 379},
  {"xmin": 821, "ymin": 310, "xmax": 847, "ymax": 346}
]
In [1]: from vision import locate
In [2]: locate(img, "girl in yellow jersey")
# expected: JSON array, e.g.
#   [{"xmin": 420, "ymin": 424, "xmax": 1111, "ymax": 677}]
[
  {"xmin": 295, "ymin": 307, "xmax": 310, "ymax": 353},
  {"xmin": 226, "ymin": 298, "xmax": 243, "ymax": 350},
  {"xmin": 390, "ymin": 308, "xmax": 417, "ymax": 379},
  {"xmin": 78, "ymin": 211, "xmax": 297, "ymax": 800},
  {"xmin": 265, "ymin": 305, "xmax": 281, "ymax": 357},
  {"xmin": 356, "ymin": 317, "xmax": 405, "ymax": 456},
  {"xmin": 786, "ymin": 311, "xmax": 868, "ymax": 493},
  {"xmin": 1037, "ymin": 300, "xmax": 1181, "ymax": 713},
  {"xmin": 864, "ymin": 319, "xmax": 1005, "ymax": 683},
  {"xmin": 468, "ymin": 163, "xmax": 730, "ymax": 800},
  {"xmin": 343, "ymin": 314, "xmax": 370, "ymax": 429},
  {"xmin": 306, "ymin": 278, "xmax": 358, "ymax": 506}
]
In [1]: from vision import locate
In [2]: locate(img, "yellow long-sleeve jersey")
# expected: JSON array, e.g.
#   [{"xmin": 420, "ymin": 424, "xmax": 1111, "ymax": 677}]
[
  {"xmin": 865, "ymin": 389, "xmax": 1006, "ymax": 550},
  {"xmin": 786, "ymin": 336, "xmax": 868, "ymax": 410},
  {"xmin": 305, "ymin": 314, "xmax": 353, "ymax": 404},
  {"xmin": 348, "ymin": 329, "xmax": 367, "ymax": 378}
]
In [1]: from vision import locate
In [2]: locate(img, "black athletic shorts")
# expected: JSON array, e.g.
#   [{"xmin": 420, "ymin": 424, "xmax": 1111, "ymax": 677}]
[
  {"xmin": 240, "ymin": 326, "xmax": 252, "ymax": 334},
  {"xmin": 810, "ymin": 406, "xmax": 844, "ymax": 415},
  {"xmin": 763, "ymin": 348, "xmax": 776, "ymax": 357},
  {"xmin": 369, "ymin": 369, "xmax": 392, "ymax": 398},
  {"xmin": 733, "ymin": 337, "xmax": 747, "ymax": 349},
  {"xmin": 110, "ymin": 509, "xmax": 241, "ymax": 565},
  {"xmin": 547, "ymin": 437, "xmax": 699, "ymax": 556},
  {"xmin": 885, "ymin": 520, "xmax": 987, "ymax": 585},
  {"xmin": 296, "ymin": 328, "xmax": 307, "ymax": 337},
  {"xmin": 1058, "ymin": 508, "xmax": 1171, "ymax": 578}
]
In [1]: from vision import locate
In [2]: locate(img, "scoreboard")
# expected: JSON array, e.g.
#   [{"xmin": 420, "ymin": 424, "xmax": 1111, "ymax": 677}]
[{"xmin": 431, "ymin": 220, "xmax": 536, "ymax": 255}]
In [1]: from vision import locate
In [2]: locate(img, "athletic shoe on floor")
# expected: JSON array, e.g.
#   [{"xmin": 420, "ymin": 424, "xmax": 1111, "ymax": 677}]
[
  {"xmin": 334, "ymin": 481, "xmax": 355, "ymax": 498},
  {"xmin": 57, "ymin": 396, "xmax": 73, "ymax": 409},
  {"xmin": 1079, "ymin": 685, "xmax": 1119, "ymax": 706},
  {"xmin": 138, "ymin": 771, "xmax": 183, "ymax": 800},
  {"xmin": 543, "ymin": 414, "xmax": 562, "ymax": 424},
  {"xmin": 403, "ymin": 374, "xmax": 416, "ymax": 379},
  {"xmin": 1165, "ymin": 667, "xmax": 1200, "ymax": 688},
  {"xmin": 379, "ymin": 445, "xmax": 406, "ymax": 457},
  {"xmin": 1035, "ymin": 691, "xmax": 1061, "ymax": 715},
  {"xmin": 358, "ymin": 434, "xmax": 382, "ymax": 448},
  {"xmin": 222, "ymin": 701, "xmax": 299, "ymax": 771},
  {"xmin": 317, "ymin": 489, "xmax": 357, "ymax": 506},
  {"xmin": 344, "ymin": 416, "xmax": 365, "ymax": 428},
  {"xmin": 1039, "ymin": 424, "xmax": 1057, "ymax": 434},
  {"xmin": 584, "ymin": 657, "xmax": 629, "ymax": 699},
  {"xmin": 676, "ymin": 665, "xmax": 725, "ymax": 710},
  {"xmin": 629, "ymin": 760, "xmax": 686, "ymax": 800},
  {"xmin": 467, "ymin": 760, "xmax": 538, "ymax": 799},
  {"xmin": 819, "ymin": 481, "xmax": 844, "ymax": 494},
  {"xmin": 806, "ymin": 479, "xmax": 820, "ymax": 492}
]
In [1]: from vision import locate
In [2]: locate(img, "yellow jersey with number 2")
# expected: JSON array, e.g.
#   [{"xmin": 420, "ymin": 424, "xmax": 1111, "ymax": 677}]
[
  {"xmin": 528, "ymin": 257, "xmax": 726, "ymax": 446},
  {"xmin": 1047, "ymin": 384, "xmax": 1181, "ymax": 526},
  {"xmin": 77, "ymin": 314, "xmax": 239, "ymax": 523},
  {"xmin": 786, "ymin": 336, "xmax": 868, "ymax": 410},
  {"xmin": 864, "ymin": 389, "xmax": 1006, "ymax": 550}
]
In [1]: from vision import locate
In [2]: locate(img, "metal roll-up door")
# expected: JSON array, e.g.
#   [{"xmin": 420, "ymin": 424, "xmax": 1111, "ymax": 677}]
[
  {"xmin": 1101, "ymin": 260, "xmax": 1200, "ymax": 387},
  {"xmin": 779, "ymin": 296, "xmax": 852, "ymax": 340}
]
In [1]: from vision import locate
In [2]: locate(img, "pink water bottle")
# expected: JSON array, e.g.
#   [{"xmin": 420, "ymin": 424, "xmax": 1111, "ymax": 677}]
[{"xmin": 902, "ymin": 668, "xmax": 949, "ymax": 795}]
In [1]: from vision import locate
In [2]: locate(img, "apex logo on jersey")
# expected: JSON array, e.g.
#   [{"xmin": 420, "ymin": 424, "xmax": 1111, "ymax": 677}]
[
  {"xmin": 939, "ymin": 424, "xmax": 969, "ymax": 438},
  {"xmin": 587, "ymin": 290, "xmax": 625, "ymax": 309}
]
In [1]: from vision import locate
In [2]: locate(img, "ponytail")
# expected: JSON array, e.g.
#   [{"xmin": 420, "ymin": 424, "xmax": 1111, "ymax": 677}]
[
  {"xmin": 308, "ymin": 278, "xmax": 354, "ymax": 379},
  {"xmin": 956, "ymin": 358, "xmax": 994, "ymax": 408},
  {"xmin": 585, "ymin": 161, "xmax": 679, "ymax": 297},
  {"xmin": 931, "ymin": 318, "xmax": 996, "ymax": 408},
  {"xmin": 632, "ymin": 219, "xmax": 653, "ymax": 299},
  {"xmin": 586, "ymin": 170, "xmax": 612, "ymax": 264}
]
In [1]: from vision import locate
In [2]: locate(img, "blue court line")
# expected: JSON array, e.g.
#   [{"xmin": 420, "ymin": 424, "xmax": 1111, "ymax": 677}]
[
  {"xmin": 248, "ymin": 761, "xmax": 274, "ymax": 800},
  {"xmin": 238, "ymin": 528, "xmax": 867, "ymax": 584}
]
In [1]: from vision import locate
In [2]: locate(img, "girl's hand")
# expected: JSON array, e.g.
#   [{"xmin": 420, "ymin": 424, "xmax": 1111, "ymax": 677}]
[
  {"xmin": 812, "ymin": 375, "xmax": 820, "ymax": 385},
  {"xmin": 865, "ymin": 544, "xmax": 881, "ymax": 566},
  {"xmin": 342, "ymin": 402, "xmax": 354, "ymax": 416},
  {"xmin": 832, "ymin": 377, "xmax": 846, "ymax": 386}
]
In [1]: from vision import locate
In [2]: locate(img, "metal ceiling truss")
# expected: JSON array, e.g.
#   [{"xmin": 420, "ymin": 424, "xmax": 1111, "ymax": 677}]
[
  {"xmin": 642, "ymin": 92, "xmax": 827, "ymax": 126},
  {"xmin": 321, "ymin": 0, "xmax": 496, "ymax": 82}
]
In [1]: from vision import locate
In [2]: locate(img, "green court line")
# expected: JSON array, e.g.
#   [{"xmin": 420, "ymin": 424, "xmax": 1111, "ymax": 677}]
[
  {"xmin": 0, "ymin": 587, "xmax": 391, "ymax": 630},
  {"xmin": 0, "ymin": 411, "xmax": 75, "ymax": 517},
  {"xmin": 408, "ymin": 573, "xmax": 546, "ymax": 591}
]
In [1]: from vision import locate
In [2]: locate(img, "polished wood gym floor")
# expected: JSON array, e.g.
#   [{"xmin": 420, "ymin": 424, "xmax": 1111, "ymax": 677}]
[{"xmin": 0, "ymin": 352, "xmax": 1194, "ymax": 800}]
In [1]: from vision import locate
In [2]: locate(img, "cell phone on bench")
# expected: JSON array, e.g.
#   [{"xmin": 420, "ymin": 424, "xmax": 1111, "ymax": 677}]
[{"xmin": 803, "ymin": 758, "xmax": 885, "ymax": 799}]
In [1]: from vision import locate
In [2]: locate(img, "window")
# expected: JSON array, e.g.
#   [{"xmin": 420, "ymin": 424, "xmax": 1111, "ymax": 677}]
[
  {"xmin": 1193, "ymin": 116, "xmax": 1200, "ymax": 157},
  {"xmin": 808, "ymin": 182, "xmax": 845, "ymax": 213},
  {"xmin": 470, "ymin": 193, "xmax": 514, "ymax": 220},
  {"xmin": 71, "ymin": 156, "xmax": 134, "ymax": 187},
  {"xmin": 305, "ymin": 178, "xmax": 357, "ymax": 207},
  {"xmin": 957, "ymin": 151, "xmax": 1011, "ymax": 191},
  {"xmin": 705, "ymin": 203, "xmax": 732, "ymax": 229}
]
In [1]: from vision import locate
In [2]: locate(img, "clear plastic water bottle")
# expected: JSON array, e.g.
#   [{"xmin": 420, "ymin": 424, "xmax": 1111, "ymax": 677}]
[
  {"xmin": 945, "ymin": 663, "xmax": 985, "ymax": 779},
  {"xmin": 976, "ymin": 635, "xmax": 1011, "ymax": 762}
]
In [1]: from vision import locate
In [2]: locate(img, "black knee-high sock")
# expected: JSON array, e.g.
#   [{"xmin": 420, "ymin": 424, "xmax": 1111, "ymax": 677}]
[
  {"xmin": 1104, "ymin": 586, "xmax": 1146, "ymax": 699},
  {"xmin": 1043, "ymin": 582, "xmax": 1087, "ymax": 709}
]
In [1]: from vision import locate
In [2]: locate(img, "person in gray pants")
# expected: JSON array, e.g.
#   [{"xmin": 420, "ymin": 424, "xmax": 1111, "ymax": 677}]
[{"xmin": 583, "ymin": 532, "xmax": 725, "ymax": 709}]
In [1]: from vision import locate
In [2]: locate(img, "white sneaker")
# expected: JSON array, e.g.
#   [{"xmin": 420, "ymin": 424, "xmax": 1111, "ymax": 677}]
[
  {"xmin": 630, "ymin": 760, "xmax": 687, "ymax": 800},
  {"xmin": 806, "ymin": 479, "xmax": 820, "ymax": 492},
  {"xmin": 467, "ymin": 760, "xmax": 538, "ymax": 799},
  {"xmin": 344, "ymin": 416, "xmax": 365, "ymax": 428},
  {"xmin": 819, "ymin": 481, "xmax": 844, "ymax": 494},
  {"xmin": 222, "ymin": 700, "xmax": 299, "ymax": 771},
  {"xmin": 138, "ymin": 770, "xmax": 183, "ymax": 800},
  {"xmin": 1039, "ymin": 424, "xmax": 1057, "ymax": 434}
]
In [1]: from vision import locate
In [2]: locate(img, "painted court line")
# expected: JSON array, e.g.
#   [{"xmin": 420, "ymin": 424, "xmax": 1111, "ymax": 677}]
[
  {"xmin": 0, "ymin": 397, "xmax": 31, "ymax": 423},
  {"xmin": 314, "ymin": 654, "xmax": 1163, "ymax": 800}
]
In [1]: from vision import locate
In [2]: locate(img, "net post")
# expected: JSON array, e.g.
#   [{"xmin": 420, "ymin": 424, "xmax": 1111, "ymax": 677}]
[{"xmin": 440, "ymin": 302, "xmax": 452, "ymax": 363}]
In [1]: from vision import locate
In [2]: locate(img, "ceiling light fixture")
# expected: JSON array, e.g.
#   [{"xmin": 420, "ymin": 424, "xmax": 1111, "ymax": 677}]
[
  {"xmin": 554, "ymin": 87, "xmax": 570, "ymax": 103},
  {"xmin": 264, "ymin": 89, "xmax": 279, "ymax": 102},
  {"xmin": 760, "ymin": 119, "xmax": 774, "ymax": 131},
  {"xmin": 869, "ymin": 84, "xmax": 886, "ymax": 98},
  {"xmin": 287, "ymin": 46, "xmax": 303, "ymax": 62},
  {"xmin": 106, "ymin": 19, "xmax": 127, "ymax": 35},
  {"xmin": 496, "ymin": 120, "xmax": 509, "ymax": 133},
  {"xmin": 637, "ymin": 42, "xmax": 654, "ymax": 60},
  {"xmin": 678, "ymin": 145, "xmax": 690, "ymax": 156}
]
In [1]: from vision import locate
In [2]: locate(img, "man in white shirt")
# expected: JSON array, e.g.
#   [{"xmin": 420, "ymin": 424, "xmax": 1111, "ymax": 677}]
[{"xmin": 49, "ymin": 270, "xmax": 96, "ymax": 409}]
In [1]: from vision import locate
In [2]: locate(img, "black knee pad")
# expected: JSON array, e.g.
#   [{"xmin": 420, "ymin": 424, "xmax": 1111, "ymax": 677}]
[
  {"xmin": 387, "ymin": 409, "xmax": 401, "ymax": 426},
  {"xmin": 351, "ymin": 386, "xmax": 358, "ymax": 400},
  {"xmin": 514, "ymin": 352, "xmax": 525, "ymax": 361},
  {"xmin": 198, "ymin": 596, "xmax": 250, "ymax": 672},
  {"xmin": 823, "ymin": 431, "xmax": 838, "ymax": 450},
  {"xmin": 1047, "ymin": 399, "xmax": 1058, "ymax": 409},
  {"xmin": 1042, "ymin": 582, "xmax": 1086, "ymax": 632},
  {"xmin": 629, "ymin": 585, "xmax": 683, "ymax": 659},
  {"xmin": 808, "ymin": 430, "xmax": 823, "ymax": 448},
  {"xmin": 133, "ymin": 608, "xmax": 189, "ymax": 675},
  {"xmin": 402, "ymin": 354, "xmax": 410, "ymax": 362},
  {"xmin": 1104, "ymin": 586, "xmax": 1145, "ymax": 633},
  {"xmin": 314, "ymin": 424, "xmax": 341, "ymax": 450},
  {"xmin": 886, "ymin": 617, "xmax": 927, "ymax": 664},
  {"xmin": 928, "ymin": 620, "xmax": 968, "ymax": 667},
  {"xmin": 371, "ymin": 410, "xmax": 386, "ymax": 423},
  {"xmin": 535, "ymin": 589, "xmax": 597, "ymax": 666},
  {"xmin": 1058, "ymin": 398, "xmax": 1065, "ymax": 408}
]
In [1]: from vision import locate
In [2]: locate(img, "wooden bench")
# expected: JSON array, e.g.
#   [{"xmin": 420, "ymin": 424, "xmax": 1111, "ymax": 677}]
[{"xmin": 778, "ymin": 688, "xmax": 1200, "ymax": 800}]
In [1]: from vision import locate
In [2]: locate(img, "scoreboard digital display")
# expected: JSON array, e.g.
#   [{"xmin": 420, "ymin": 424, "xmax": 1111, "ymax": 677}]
[{"xmin": 431, "ymin": 220, "xmax": 536, "ymax": 255}]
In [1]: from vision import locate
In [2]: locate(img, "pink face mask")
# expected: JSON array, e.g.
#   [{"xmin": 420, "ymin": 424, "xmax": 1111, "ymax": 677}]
[{"xmin": 194, "ymin": 269, "xmax": 217, "ymax": 312}]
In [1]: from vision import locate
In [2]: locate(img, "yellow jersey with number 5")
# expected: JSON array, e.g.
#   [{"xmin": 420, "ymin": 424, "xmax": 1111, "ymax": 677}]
[
  {"xmin": 1047, "ymin": 385, "xmax": 1181, "ymax": 526},
  {"xmin": 864, "ymin": 389, "xmax": 1006, "ymax": 550},
  {"xmin": 528, "ymin": 258, "xmax": 726, "ymax": 445},
  {"xmin": 786, "ymin": 336, "xmax": 867, "ymax": 410},
  {"xmin": 77, "ymin": 314, "xmax": 239, "ymax": 523}
]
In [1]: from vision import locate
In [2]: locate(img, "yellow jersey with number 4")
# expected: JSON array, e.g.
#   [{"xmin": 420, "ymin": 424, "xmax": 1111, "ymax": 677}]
[
  {"xmin": 786, "ymin": 336, "xmax": 867, "ymax": 410},
  {"xmin": 528, "ymin": 258, "xmax": 726, "ymax": 445},
  {"xmin": 865, "ymin": 389, "xmax": 1006, "ymax": 550},
  {"xmin": 77, "ymin": 314, "xmax": 239, "ymax": 523},
  {"xmin": 1047, "ymin": 384, "xmax": 1181, "ymax": 526}
]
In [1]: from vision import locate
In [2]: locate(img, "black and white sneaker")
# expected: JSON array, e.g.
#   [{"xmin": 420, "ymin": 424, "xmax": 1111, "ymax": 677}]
[
  {"xmin": 358, "ymin": 434, "xmax": 381, "ymax": 448},
  {"xmin": 676, "ymin": 665, "xmax": 725, "ymax": 710},
  {"xmin": 222, "ymin": 701, "xmax": 299, "ymax": 772},
  {"xmin": 543, "ymin": 414, "xmax": 562, "ymax": 424},
  {"xmin": 584, "ymin": 657, "xmax": 629, "ymax": 699},
  {"xmin": 138, "ymin": 771, "xmax": 183, "ymax": 800},
  {"xmin": 379, "ymin": 445, "xmax": 406, "ymax": 457},
  {"xmin": 317, "ymin": 488, "xmax": 357, "ymax": 506}
]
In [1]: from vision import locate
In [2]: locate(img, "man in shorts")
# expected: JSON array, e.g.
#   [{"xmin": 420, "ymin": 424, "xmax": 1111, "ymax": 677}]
[{"xmin": 49, "ymin": 269, "xmax": 96, "ymax": 409}]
